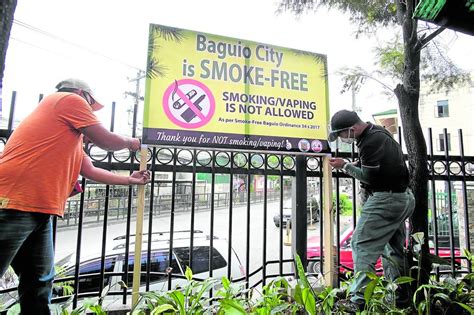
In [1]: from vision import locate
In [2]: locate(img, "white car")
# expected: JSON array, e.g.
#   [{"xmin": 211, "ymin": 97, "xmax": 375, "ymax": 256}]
[{"xmin": 56, "ymin": 230, "xmax": 245, "ymax": 309}]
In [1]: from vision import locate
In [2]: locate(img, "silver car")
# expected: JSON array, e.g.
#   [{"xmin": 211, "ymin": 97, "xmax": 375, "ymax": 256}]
[{"xmin": 56, "ymin": 230, "xmax": 245, "ymax": 309}]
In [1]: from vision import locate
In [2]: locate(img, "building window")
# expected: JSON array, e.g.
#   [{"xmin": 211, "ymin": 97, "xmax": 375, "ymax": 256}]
[
  {"xmin": 438, "ymin": 133, "xmax": 451, "ymax": 152},
  {"xmin": 435, "ymin": 100, "xmax": 449, "ymax": 117}
]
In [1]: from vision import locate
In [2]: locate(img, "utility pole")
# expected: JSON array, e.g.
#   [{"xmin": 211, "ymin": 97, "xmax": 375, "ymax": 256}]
[
  {"xmin": 351, "ymin": 85, "xmax": 362, "ymax": 114},
  {"xmin": 125, "ymin": 70, "xmax": 145, "ymax": 137}
]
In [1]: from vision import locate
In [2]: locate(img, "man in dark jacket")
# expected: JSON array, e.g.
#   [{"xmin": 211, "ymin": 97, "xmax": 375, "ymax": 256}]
[{"xmin": 328, "ymin": 110, "xmax": 415, "ymax": 311}]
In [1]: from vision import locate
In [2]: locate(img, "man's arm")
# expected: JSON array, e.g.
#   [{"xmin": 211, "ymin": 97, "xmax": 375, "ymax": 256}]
[
  {"xmin": 80, "ymin": 155, "xmax": 150, "ymax": 185},
  {"xmin": 329, "ymin": 158, "xmax": 373, "ymax": 184},
  {"xmin": 79, "ymin": 124, "xmax": 140, "ymax": 151},
  {"xmin": 343, "ymin": 163, "xmax": 378, "ymax": 185}
]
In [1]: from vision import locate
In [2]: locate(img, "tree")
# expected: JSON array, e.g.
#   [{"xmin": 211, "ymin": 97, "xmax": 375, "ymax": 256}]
[
  {"xmin": 277, "ymin": 0, "xmax": 471, "ymax": 287},
  {"xmin": 0, "ymin": 0, "xmax": 17, "ymax": 98}
]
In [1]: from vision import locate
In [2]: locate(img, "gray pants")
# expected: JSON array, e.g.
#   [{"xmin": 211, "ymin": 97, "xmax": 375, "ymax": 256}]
[{"xmin": 350, "ymin": 189, "xmax": 415, "ymax": 303}]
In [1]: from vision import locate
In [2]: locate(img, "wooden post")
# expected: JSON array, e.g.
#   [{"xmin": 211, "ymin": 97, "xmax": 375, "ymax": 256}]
[
  {"xmin": 322, "ymin": 155, "xmax": 336, "ymax": 287},
  {"xmin": 132, "ymin": 145, "xmax": 148, "ymax": 307}
]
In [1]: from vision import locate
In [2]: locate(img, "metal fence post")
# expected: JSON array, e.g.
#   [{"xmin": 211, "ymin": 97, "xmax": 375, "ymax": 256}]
[{"xmin": 292, "ymin": 155, "xmax": 307, "ymax": 270}]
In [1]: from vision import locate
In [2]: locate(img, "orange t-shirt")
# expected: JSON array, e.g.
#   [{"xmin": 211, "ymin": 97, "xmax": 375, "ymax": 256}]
[{"xmin": 0, "ymin": 92, "xmax": 101, "ymax": 216}]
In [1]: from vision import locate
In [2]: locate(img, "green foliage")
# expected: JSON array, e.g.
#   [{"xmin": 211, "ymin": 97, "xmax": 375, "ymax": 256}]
[
  {"xmin": 131, "ymin": 266, "xmax": 219, "ymax": 315},
  {"xmin": 54, "ymin": 265, "xmax": 75, "ymax": 297},
  {"xmin": 6, "ymin": 296, "xmax": 108, "ymax": 315},
  {"xmin": 420, "ymin": 42, "xmax": 472, "ymax": 93},
  {"xmin": 374, "ymin": 36, "xmax": 404, "ymax": 80},
  {"xmin": 410, "ymin": 233, "xmax": 474, "ymax": 314},
  {"xmin": 413, "ymin": 275, "xmax": 474, "ymax": 315},
  {"xmin": 279, "ymin": 0, "xmax": 472, "ymax": 98},
  {"xmin": 146, "ymin": 24, "xmax": 180, "ymax": 79},
  {"xmin": 356, "ymin": 271, "xmax": 415, "ymax": 314},
  {"xmin": 293, "ymin": 255, "xmax": 316, "ymax": 314},
  {"xmin": 6, "ymin": 252, "xmax": 471, "ymax": 314},
  {"xmin": 277, "ymin": 0, "xmax": 398, "ymax": 35},
  {"xmin": 337, "ymin": 66, "xmax": 395, "ymax": 97},
  {"xmin": 332, "ymin": 193, "xmax": 353, "ymax": 216}
]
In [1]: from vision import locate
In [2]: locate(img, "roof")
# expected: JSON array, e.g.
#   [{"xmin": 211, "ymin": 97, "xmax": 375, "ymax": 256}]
[
  {"xmin": 372, "ymin": 109, "xmax": 397, "ymax": 117},
  {"xmin": 413, "ymin": 0, "xmax": 474, "ymax": 36}
]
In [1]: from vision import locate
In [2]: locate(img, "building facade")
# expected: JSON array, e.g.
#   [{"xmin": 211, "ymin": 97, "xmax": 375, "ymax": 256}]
[{"xmin": 418, "ymin": 73, "xmax": 474, "ymax": 156}]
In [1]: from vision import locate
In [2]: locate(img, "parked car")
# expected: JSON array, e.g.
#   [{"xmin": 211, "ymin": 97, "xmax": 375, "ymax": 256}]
[
  {"xmin": 273, "ymin": 197, "xmax": 319, "ymax": 228},
  {"xmin": 55, "ymin": 230, "xmax": 245, "ymax": 308},
  {"xmin": 307, "ymin": 225, "xmax": 461, "ymax": 276}
]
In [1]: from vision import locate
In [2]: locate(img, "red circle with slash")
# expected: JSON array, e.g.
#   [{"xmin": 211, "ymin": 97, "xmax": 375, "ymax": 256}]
[{"xmin": 162, "ymin": 79, "xmax": 215, "ymax": 129}]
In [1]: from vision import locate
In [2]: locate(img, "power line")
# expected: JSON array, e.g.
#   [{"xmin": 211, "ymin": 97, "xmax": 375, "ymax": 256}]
[
  {"xmin": 10, "ymin": 36, "xmax": 73, "ymax": 59},
  {"xmin": 13, "ymin": 19, "xmax": 143, "ymax": 71}
]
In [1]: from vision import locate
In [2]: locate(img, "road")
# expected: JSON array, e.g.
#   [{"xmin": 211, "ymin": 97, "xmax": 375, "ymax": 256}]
[{"xmin": 54, "ymin": 200, "xmax": 323, "ymax": 285}]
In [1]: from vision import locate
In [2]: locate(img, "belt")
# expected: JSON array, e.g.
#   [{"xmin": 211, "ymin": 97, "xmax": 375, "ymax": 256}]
[{"xmin": 371, "ymin": 187, "xmax": 407, "ymax": 193}]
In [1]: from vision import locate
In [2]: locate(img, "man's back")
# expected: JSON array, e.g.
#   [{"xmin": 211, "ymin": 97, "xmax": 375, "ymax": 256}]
[
  {"xmin": 0, "ymin": 92, "xmax": 100, "ymax": 215},
  {"xmin": 358, "ymin": 123, "xmax": 409, "ymax": 192}
]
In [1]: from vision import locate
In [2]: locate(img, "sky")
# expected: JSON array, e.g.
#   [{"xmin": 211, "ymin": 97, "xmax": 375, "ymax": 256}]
[{"xmin": 2, "ymin": 0, "xmax": 473, "ymax": 135}]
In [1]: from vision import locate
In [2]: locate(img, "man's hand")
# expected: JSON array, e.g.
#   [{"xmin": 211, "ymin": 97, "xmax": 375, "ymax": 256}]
[
  {"xmin": 128, "ymin": 170, "xmax": 151, "ymax": 185},
  {"xmin": 127, "ymin": 138, "xmax": 141, "ymax": 151},
  {"xmin": 329, "ymin": 157, "xmax": 346, "ymax": 170}
]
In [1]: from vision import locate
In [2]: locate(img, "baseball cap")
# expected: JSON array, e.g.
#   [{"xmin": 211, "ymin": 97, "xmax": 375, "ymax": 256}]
[
  {"xmin": 55, "ymin": 78, "xmax": 104, "ymax": 111},
  {"xmin": 328, "ymin": 110, "xmax": 361, "ymax": 142}
]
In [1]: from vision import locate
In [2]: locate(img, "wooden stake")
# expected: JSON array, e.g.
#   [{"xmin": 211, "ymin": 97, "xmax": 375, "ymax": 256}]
[
  {"xmin": 322, "ymin": 155, "xmax": 335, "ymax": 287},
  {"xmin": 132, "ymin": 145, "xmax": 148, "ymax": 307}
]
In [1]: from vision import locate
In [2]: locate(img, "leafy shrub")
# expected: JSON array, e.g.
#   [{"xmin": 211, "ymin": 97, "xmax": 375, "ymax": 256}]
[
  {"xmin": 333, "ymin": 193, "xmax": 353, "ymax": 216},
  {"xmin": 5, "ymin": 251, "xmax": 472, "ymax": 314}
]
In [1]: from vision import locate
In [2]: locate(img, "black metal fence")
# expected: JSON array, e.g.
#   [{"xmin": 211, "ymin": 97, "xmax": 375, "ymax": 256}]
[{"xmin": 1, "ymin": 92, "xmax": 473, "ymax": 311}]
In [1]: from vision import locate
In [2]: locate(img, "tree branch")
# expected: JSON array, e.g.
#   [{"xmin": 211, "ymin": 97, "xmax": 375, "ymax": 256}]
[
  {"xmin": 337, "ymin": 67, "xmax": 395, "ymax": 96},
  {"xmin": 363, "ymin": 73, "xmax": 395, "ymax": 93},
  {"xmin": 417, "ymin": 27, "xmax": 446, "ymax": 51}
]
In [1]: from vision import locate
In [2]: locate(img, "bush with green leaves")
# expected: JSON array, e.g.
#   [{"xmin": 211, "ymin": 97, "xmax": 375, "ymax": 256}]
[
  {"xmin": 409, "ymin": 232, "xmax": 474, "ymax": 314},
  {"xmin": 332, "ymin": 193, "xmax": 353, "ymax": 216},
  {"xmin": 4, "ymin": 247, "xmax": 472, "ymax": 314}
]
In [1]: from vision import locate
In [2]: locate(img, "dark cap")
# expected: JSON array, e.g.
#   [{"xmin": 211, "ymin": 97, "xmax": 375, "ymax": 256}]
[{"xmin": 328, "ymin": 110, "xmax": 361, "ymax": 141}]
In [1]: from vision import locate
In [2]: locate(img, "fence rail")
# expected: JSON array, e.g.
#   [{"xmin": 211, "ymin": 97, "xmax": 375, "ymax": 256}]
[{"xmin": 61, "ymin": 190, "xmax": 291, "ymax": 227}]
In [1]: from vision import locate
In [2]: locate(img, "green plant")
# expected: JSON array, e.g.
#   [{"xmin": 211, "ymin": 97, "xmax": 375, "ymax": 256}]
[
  {"xmin": 413, "ymin": 275, "xmax": 474, "ymax": 315},
  {"xmin": 316, "ymin": 286, "xmax": 341, "ymax": 314},
  {"xmin": 225, "ymin": 277, "xmax": 299, "ymax": 314},
  {"xmin": 6, "ymin": 295, "xmax": 107, "ymax": 315},
  {"xmin": 361, "ymin": 271, "xmax": 414, "ymax": 314},
  {"xmin": 333, "ymin": 194, "xmax": 353, "ymax": 216},
  {"xmin": 131, "ymin": 266, "xmax": 218, "ymax": 314},
  {"xmin": 53, "ymin": 265, "xmax": 74, "ymax": 297},
  {"xmin": 410, "ymin": 233, "xmax": 474, "ymax": 314},
  {"xmin": 292, "ymin": 254, "xmax": 317, "ymax": 314},
  {"xmin": 9, "ymin": 250, "xmax": 468, "ymax": 314},
  {"xmin": 412, "ymin": 249, "xmax": 474, "ymax": 314},
  {"xmin": 213, "ymin": 276, "xmax": 249, "ymax": 314}
]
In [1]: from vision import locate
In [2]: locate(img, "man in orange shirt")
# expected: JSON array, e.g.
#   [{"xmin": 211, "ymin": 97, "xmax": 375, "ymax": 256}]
[{"xmin": 0, "ymin": 79, "xmax": 150, "ymax": 314}]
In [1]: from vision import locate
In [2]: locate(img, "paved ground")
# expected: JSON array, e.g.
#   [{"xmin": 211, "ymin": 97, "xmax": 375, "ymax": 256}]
[{"xmin": 54, "ymin": 200, "xmax": 354, "ymax": 282}]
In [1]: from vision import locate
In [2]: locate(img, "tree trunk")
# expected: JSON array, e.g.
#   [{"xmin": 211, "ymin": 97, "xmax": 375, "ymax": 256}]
[
  {"xmin": 395, "ymin": 0, "xmax": 431, "ymax": 286},
  {"xmin": 0, "ymin": 0, "xmax": 17, "ymax": 93}
]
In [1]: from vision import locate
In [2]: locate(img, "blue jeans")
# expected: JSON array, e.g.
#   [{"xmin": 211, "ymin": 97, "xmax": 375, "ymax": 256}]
[
  {"xmin": 0, "ymin": 209, "xmax": 54, "ymax": 315},
  {"xmin": 350, "ymin": 189, "xmax": 415, "ymax": 304}
]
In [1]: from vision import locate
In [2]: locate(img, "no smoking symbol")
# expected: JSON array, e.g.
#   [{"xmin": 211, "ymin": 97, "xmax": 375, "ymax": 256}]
[{"xmin": 163, "ymin": 79, "xmax": 215, "ymax": 129}]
